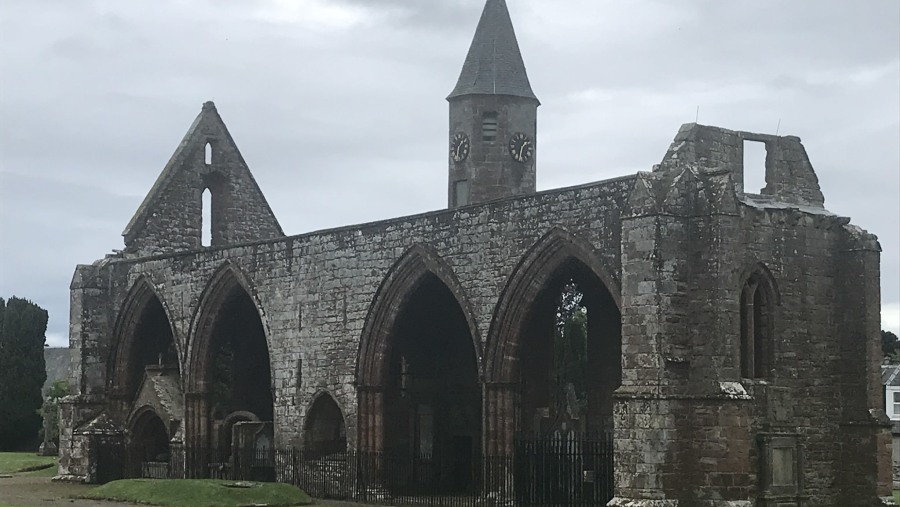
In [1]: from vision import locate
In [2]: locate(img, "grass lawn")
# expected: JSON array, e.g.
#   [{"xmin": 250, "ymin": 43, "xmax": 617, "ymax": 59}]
[
  {"xmin": 895, "ymin": 490, "xmax": 900, "ymax": 503},
  {"xmin": 81, "ymin": 479, "xmax": 312, "ymax": 507},
  {"xmin": 0, "ymin": 452, "xmax": 56, "ymax": 474}
]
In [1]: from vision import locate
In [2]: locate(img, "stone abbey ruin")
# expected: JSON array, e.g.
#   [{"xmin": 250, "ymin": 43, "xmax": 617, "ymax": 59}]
[{"xmin": 58, "ymin": 0, "xmax": 891, "ymax": 505}]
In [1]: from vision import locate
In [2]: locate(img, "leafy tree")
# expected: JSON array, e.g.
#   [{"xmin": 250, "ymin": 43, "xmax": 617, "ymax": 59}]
[
  {"xmin": 554, "ymin": 280, "xmax": 588, "ymax": 416},
  {"xmin": 882, "ymin": 330, "xmax": 900, "ymax": 362},
  {"xmin": 0, "ymin": 297, "xmax": 49, "ymax": 450}
]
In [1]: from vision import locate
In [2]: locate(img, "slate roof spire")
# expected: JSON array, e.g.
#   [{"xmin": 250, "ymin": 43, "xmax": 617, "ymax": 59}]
[{"xmin": 448, "ymin": 0, "xmax": 538, "ymax": 102}]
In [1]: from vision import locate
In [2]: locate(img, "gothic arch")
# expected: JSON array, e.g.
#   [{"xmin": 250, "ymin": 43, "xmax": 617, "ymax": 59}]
[
  {"xmin": 356, "ymin": 245, "xmax": 482, "ymax": 463},
  {"xmin": 483, "ymin": 228, "xmax": 621, "ymax": 384},
  {"xmin": 303, "ymin": 391, "xmax": 347, "ymax": 456},
  {"xmin": 128, "ymin": 405, "xmax": 171, "ymax": 462},
  {"xmin": 356, "ymin": 244, "xmax": 481, "ymax": 388},
  {"xmin": 183, "ymin": 262, "xmax": 274, "ymax": 474},
  {"xmin": 186, "ymin": 261, "xmax": 272, "ymax": 394},
  {"xmin": 738, "ymin": 262, "xmax": 781, "ymax": 306},
  {"xmin": 739, "ymin": 262, "xmax": 780, "ymax": 379},
  {"xmin": 108, "ymin": 276, "xmax": 179, "ymax": 402}
]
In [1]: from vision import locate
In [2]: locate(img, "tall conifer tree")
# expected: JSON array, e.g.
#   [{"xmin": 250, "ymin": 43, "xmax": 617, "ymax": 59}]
[{"xmin": 0, "ymin": 297, "xmax": 49, "ymax": 450}]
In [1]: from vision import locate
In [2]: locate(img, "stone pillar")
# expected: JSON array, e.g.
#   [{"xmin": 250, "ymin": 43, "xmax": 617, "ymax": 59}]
[
  {"xmin": 612, "ymin": 173, "xmax": 687, "ymax": 504},
  {"xmin": 614, "ymin": 165, "xmax": 754, "ymax": 506},
  {"xmin": 483, "ymin": 382, "xmax": 516, "ymax": 456},
  {"xmin": 357, "ymin": 386, "xmax": 384, "ymax": 453},
  {"xmin": 184, "ymin": 392, "xmax": 209, "ymax": 478},
  {"xmin": 836, "ymin": 229, "xmax": 893, "ymax": 506},
  {"xmin": 58, "ymin": 263, "xmax": 111, "ymax": 481}
]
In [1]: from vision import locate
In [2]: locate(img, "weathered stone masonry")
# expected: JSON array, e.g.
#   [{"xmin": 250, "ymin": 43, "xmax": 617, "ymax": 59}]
[{"xmin": 57, "ymin": 1, "xmax": 890, "ymax": 505}]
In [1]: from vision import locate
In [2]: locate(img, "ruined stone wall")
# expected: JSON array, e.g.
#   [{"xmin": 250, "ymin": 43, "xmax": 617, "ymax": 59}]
[
  {"xmin": 81, "ymin": 175, "xmax": 634, "ymax": 448},
  {"xmin": 122, "ymin": 102, "xmax": 283, "ymax": 257},
  {"xmin": 611, "ymin": 123, "xmax": 887, "ymax": 506},
  {"xmin": 62, "ymin": 119, "xmax": 889, "ymax": 504},
  {"xmin": 737, "ymin": 204, "xmax": 870, "ymax": 504}
]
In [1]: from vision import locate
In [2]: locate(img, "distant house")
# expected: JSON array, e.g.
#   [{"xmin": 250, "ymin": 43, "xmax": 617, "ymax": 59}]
[
  {"xmin": 43, "ymin": 347, "xmax": 72, "ymax": 394},
  {"xmin": 882, "ymin": 364, "xmax": 900, "ymax": 486}
]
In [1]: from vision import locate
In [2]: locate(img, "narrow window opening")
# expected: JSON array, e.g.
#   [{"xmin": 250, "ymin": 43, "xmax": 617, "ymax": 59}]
[
  {"xmin": 740, "ymin": 274, "xmax": 773, "ymax": 379},
  {"xmin": 454, "ymin": 180, "xmax": 470, "ymax": 206},
  {"xmin": 205, "ymin": 142, "xmax": 213, "ymax": 165},
  {"xmin": 482, "ymin": 112, "xmax": 498, "ymax": 142},
  {"xmin": 743, "ymin": 140, "xmax": 767, "ymax": 194},
  {"xmin": 740, "ymin": 285, "xmax": 753, "ymax": 378},
  {"xmin": 893, "ymin": 392, "xmax": 900, "ymax": 417},
  {"xmin": 753, "ymin": 288, "xmax": 768, "ymax": 378},
  {"xmin": 201, "ymin": 188, "xmax": 212, "ymax": 247}
]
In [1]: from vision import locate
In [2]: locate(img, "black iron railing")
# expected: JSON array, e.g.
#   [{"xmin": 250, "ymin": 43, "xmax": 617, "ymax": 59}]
[{"xmin": 131, "ymin": 432, "xmax": 613, "ymax": 506}]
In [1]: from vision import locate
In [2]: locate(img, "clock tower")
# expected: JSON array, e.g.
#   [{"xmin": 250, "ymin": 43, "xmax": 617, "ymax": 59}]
[{"xmin": 447, "ymin": 0, "xmax": 539, "ymax": 208}]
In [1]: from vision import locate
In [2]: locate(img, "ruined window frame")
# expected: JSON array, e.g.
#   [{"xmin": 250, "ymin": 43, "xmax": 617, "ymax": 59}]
[{"xmin": 740, "ymin": 268, "xmax": 777, "ymax": 380}]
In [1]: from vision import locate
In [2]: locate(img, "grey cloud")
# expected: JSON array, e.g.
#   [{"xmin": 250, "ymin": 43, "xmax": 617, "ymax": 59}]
[{"xmin": 1, "ymin": 0, "xmax": 897, "ymax": 345}]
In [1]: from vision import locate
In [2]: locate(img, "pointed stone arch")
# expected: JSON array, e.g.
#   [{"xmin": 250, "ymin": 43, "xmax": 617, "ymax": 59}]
[
  {"xmin": 356, "ymin": 245, "xmax": 481, "ymax": 388},
  {"xmin": 186, "ymin": 262, "xmax": 272, "ymax": 394},
  {"xmin": 482, "ymin": 228, "xmax": 621, "ymax": 454},
  {"xmin": 184, "ymin": 262, "xmax": 273, "ymax": 475},
  {"xmin": 356, "ymin": 245, "xmax": 482, "ymax": 463},
  {"xmin": 739, "ymin": 262, "xmax": 780, "ymax": 379},
  {"xmin": 303, "ymin": 391, "xmax": 347, "ymax": 456},
  {"xmin": 128, "ymin": 406, "xmax": 172, "ymax": 463},
  {"xmin": 108, "ymin": 276, "xmax": 179, "ymax": 405},
  {"xmin": 484, "ymin": 228, "xmax": 620, "ymax": 384}
]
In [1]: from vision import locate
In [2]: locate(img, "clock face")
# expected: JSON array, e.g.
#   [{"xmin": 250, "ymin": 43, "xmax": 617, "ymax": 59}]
[
  {"xmin": 450, "ymin": 132, "xmax": 470, "ymax": 163},
  {"xmin": 508, "ymin": 132, "xmax": 533, "ymax": 163}
]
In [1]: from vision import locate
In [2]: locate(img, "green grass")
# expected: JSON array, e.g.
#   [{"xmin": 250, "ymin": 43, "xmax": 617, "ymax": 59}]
[
  {"xmin": 0, "ymin": 452, "xmax": 56, "ymax": 474},
  {"xmin": 81, "ymin": 479, "xmax": 312, "ymax": 507},
  {"xmin": 894, "ymin": 490, "xmax": 900, "ymax": 503}
]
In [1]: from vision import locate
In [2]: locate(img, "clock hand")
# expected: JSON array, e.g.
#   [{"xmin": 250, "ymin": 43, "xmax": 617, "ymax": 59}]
[{"xmin": 519, "ymin": 140, "xmax": 531, "ymax": 160}]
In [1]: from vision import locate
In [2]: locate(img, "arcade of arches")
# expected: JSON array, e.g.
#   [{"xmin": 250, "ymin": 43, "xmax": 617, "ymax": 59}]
[
  {"xmin": 356, "ymin": 245, "xmax": 622, "ymax": 486},
  {"xmin": 111, "ymin": 248, "xmax": 621, "ymax": 480}
]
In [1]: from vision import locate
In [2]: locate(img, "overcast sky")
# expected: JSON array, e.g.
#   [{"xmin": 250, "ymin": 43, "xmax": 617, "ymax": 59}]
[{"xmin": 1, "ymin": 0, "xmax": 898, "ymax": 348}]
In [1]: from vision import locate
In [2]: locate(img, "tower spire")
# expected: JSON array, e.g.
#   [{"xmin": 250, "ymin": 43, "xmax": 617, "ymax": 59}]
[
  {"xmin": 446, "ymin": 0, "xmax": 539, "ymax": 208},
  {"xmin": 448, "ymin": 0, "xmax": 538, "ymax": 102}
]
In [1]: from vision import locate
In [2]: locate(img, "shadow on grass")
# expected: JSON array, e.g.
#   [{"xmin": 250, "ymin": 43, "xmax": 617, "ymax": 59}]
[{"xmin": 0, "ymin": 453, "xmax": 57, "ymax": 475}]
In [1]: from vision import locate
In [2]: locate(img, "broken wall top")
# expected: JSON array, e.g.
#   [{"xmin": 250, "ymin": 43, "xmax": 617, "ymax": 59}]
[
  {"xmin": 123, "ymin": 101, "xmax": 283, "ymax": 257},
  {"xmin": 654, "ymin": 123, "xmax": 825, "ymax": 208}
]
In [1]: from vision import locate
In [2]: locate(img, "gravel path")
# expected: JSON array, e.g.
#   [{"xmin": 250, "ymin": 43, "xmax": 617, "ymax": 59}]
[
  {"xmin": 0, "ymin": 474, "xmax": 139, "ymax": 506},
  {"xmin": 0, "ymin": 474, "xmax": 378, "ymax": 507}
]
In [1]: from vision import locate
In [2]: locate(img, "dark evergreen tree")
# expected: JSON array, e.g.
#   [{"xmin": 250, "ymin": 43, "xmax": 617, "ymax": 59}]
[{"xmin": 0, "ymin": 297, "xmax": 49, "ymax": 450}]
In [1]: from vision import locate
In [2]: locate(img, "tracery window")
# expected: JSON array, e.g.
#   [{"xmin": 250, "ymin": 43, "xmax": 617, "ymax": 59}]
[{"xmin": 740, "ymin": 271, "xmax": 775, "ymax": 378}]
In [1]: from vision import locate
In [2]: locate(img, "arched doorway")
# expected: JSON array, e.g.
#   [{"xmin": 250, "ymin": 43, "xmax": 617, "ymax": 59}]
[
  {"xmin": 517, "ymin": 260, "xmax": 620, "ymax": 435},
  {"xmin": 186, "ymin": 265, "xmax": 273, "ymax": 473},
  {"xmin": 303, "ymin": 393, "xmax": 347, "ymax": 457},
  {"xmin": 484, "ymin": 230, "xmax": 621, "ymax": 447},
  {"xmin": 483, "ymin": 230, "xmax": 621, "ymax": 503},
  {"xmin": 131, "ymin": 409, "xmax": 170, "ymax": 463},
  {"xmin": 357, "ymin": 247, "xmax": 481, "ymax": 494}
]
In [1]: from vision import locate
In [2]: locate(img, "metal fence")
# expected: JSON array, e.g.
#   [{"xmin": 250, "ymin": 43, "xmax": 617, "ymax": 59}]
[{"xmin": 134, "ymin": 433, "xmax": 613, "ymax": 506}]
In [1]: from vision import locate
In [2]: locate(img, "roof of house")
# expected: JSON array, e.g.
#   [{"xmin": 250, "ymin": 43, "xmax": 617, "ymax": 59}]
[{"xmin": 882, "ymin": 364, "xmax": 900, "ymax": 386}]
